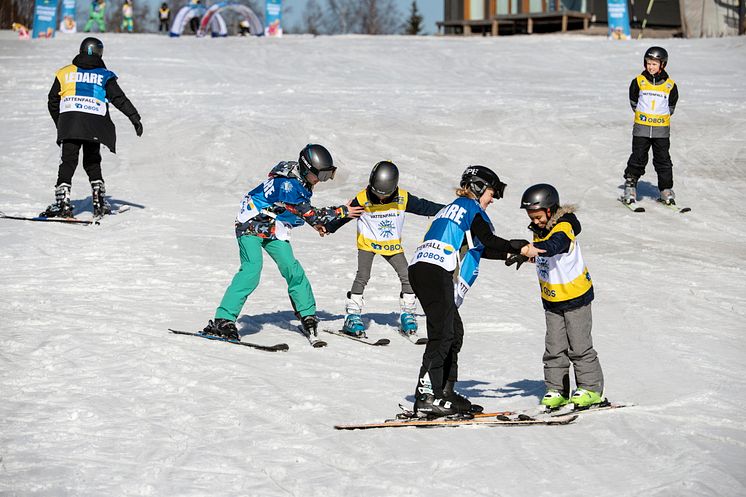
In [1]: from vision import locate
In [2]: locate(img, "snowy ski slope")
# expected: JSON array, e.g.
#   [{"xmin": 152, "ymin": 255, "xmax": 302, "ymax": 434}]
[{"xmin": 1, "ymin": 31, "xmax": 745, "ymax": 496}]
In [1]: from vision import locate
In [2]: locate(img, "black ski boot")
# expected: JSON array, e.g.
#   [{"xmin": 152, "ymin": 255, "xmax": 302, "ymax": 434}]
[
  {"xmin": 443, "ymin": 380, "xmax": 484, "ymax": 414},
  {"xmin": 40, "ymin": 183, "xmax": 73, "ymax": 218},
  {"xmin": 202, "ymin": 319, "xmax": 240, "ymax": 341},
  {"xmin": 412, "ymin": 376, "xmax": 459, "ymax": 418},
  {"xmin": 91, "ymin": 180, "xmax": 111, "ymax": 217},
  {"xmin": 413, "ymin": 393, "xmax": 459, "ymax": 419},
  {"xmin": 300, "ymin": 315, "xmax": 319, "ymax": 338}
]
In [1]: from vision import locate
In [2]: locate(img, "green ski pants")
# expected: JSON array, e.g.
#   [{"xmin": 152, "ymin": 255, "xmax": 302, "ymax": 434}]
[{"xmin": 215, "ymin": 236, "xmax": 316, "ymax": 322}]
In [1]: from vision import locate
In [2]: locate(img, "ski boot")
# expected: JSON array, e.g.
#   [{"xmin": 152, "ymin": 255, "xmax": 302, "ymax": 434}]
[
  {"xmin": 40, "ymin": 183, "xmax": 73, "ymax": 218},
  {"xmin": 399, "ymin": 293, "xmax": 418, "ymax": 335},
  {"xmin": 621, "ymin": 177, "xmax": 638, "ymax": 205},
  {"xmin": 659, "ymin": 188, "xmax": 676, "ymax": 206},
  {"xmin": 540, "ymin": 389, "xmax": 570, "ymax": 410},
  {"xmin": 342, "ymin": 293, "xmax": 365, "ymax": 337},
  {"xmin": 569, "ymin": 388, "xmax": 604, "ymax": 408},
  {"xmin": 300, "ymin": 315, "xmax": 319, "ymax": 338},
  {"xmin": 91, "ymin": 180, "xmax": 112, "ymax": 217},
  {"xmin": 413, "ymin": 376, "xmax": 458, "ymax": 419},
  {"xmin": 202, "ymin": 319, "xmax": 240, "ymax": 341},
  {"xmin": 443, "ymin": 380, "xmax": 484, "ymax": 414}
]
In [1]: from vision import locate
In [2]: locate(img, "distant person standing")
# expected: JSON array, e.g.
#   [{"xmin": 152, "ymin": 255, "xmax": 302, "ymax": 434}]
[
  {"xmin": 44, "ymin": 38, "xmax": 143, "ymax": 219},
  {"xmin": 84, "ymin": 0, "xmax": 106, "ymax": 33},
  {"xmin": 121, "ymin": 0, "xmax": 134, "ymax": 32},
  {"xmin": 189, "ymin": 0, "xmax": 202, "ymax": 34},
  {"xmin": 158, "ymin": 2, "xmax": 171, "ymax": 32},
  {"xmin": 621, "ymin": 47, "xmax": 680, "ymax": 207}
]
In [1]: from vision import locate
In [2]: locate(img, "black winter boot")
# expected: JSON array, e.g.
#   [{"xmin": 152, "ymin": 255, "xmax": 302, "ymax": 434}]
[
  {"xmin": 300, "ymin": 315, "xmax": 319, "ymax": 338},
  {"xmin": 202, "ymin": 319, "xmax": 240, "ymax": 341},
  {"xmin": 91, "ymin": 180, "xmax": 111, "ymax": 217},
  {"xmin": 41, "ymin": 183, "xmax": 73, "ymax": 218},
  {"xmin": 412, "ymin": 376, "xmax": 459, "ymax": 419},
  {"xmin": 443, "ymin": 380, "xmax": 484, "ymax": 414}
]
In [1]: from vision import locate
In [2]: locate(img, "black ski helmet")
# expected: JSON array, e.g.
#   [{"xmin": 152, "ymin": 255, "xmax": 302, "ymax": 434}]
[
  {"xmin": 520, "ymin": 183, "xmax": 560, "ymax": 212},
  {"xmin": 369, "ymin": 161, "xmax": 399, "ymax": 198},
  {"xmin": 644, "ymin": 46, "xmax": 668, "ymax": 69},
  {"xmin": 298, "ymin": 144, "xmax": 336, "ymax": 182},
  {"xmin": 460, "ymin": 165, "xmax": 506, "ymax": 199},
  {"xmin": 80, "ymin": 37, "xmax": 104, "ymax": 57}
]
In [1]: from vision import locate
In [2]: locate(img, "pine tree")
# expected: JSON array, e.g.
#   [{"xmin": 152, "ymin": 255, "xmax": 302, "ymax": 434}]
[{"xmin": 405, "ymin": 0, "xmax": 423, "ymax": 35}]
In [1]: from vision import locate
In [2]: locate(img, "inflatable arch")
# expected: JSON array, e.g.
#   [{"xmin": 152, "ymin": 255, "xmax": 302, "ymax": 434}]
[
  {"xmin": 198, "ymin": 2, "xmax": 263, "ymax": 37},
  {"xmin": 170, "ymin": 4, "xmax": 207, "ymax": 37}
]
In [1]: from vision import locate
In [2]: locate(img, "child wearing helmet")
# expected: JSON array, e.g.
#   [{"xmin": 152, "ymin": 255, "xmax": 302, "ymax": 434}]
[
  {"xmin": 406, "ymin": 166, "xmax": 542, "ymax": 418},
  {"xmin": 622, "ymin": 46, "xmax": 680, "ymax": 206},
  {"xmin": 322, "ymin": 161, "xmax": 445, "ymax": 338},
  {"xmin": 202, "ymin": 144, "xmax": 364, "ymax": 342},
  {"xmin": 519, "ymin": 184, "xmax": 605, "ymax": 410},
  {"xmin": 44, "ymin": 37, "xmax": 142, "ymax": 219}
]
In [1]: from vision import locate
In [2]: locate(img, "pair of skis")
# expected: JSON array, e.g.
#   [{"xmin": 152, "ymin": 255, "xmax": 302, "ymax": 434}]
[
  {"xmin": 618, "ymin": 198, "xmax": 691, "ymax": 214},
  {"xmin": 334, "ymin": 400, "xmax": 629, "ymax": 430},
  {"xmin": 0, "ymin": 205, "xmax": 131, "ymax": 226},
  {"xmin": 169, "ymin": 324, "xmax": 424, "ymax": 351}
]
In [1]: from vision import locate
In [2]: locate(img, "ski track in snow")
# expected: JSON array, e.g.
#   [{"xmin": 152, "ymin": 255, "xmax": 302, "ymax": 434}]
[{"xmin": 1, "ymin": 32, "xmax": 746, "ymax": 496}]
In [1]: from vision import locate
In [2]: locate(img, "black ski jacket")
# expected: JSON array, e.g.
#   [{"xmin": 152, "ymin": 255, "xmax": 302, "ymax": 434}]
[{"xmin": 48, "ymin": 54, "xmax": 140, "ymax": 153}]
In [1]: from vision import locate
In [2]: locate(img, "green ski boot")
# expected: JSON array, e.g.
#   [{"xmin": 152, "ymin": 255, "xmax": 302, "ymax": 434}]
[
  {"xmin": 540, "ymin": 389, "xmax": 570, "ymax": 409},
  {"xmin": 570, "ymin": 388, "xmax": 604, "ymax": 408}
]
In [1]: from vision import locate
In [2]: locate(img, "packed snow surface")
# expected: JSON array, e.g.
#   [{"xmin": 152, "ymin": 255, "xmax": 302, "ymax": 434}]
[{"xmin": 1, "ymin": 31, "xmax": 745, "ymax": 497}]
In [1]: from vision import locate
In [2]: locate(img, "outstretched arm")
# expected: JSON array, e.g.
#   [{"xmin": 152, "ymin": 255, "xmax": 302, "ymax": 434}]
[
  {"xmin": 405, "ymin": 194, "xmax": 445, "ymax": 217},
  {"xmin": 323, "ymin": 197, "xmax": 361, "ymax": 234}
]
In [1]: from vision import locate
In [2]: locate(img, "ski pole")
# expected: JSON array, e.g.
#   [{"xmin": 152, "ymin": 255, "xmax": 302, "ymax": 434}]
[{"xmin": 637, "ymin": 0, "xmax": 656, "ymax": 39}]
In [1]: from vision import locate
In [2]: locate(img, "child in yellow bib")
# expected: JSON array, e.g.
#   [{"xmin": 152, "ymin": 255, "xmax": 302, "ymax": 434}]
[
  {"xmin": 622, "ymin": 46, "xmax": 680, "ymax": 206},
  {"xmin": 323, "ymin": 161, "xmax": 444, "ymax": 337},
  {"xmin": 519, "ymin": 184, "xmax": 605, "ymax": 410}
]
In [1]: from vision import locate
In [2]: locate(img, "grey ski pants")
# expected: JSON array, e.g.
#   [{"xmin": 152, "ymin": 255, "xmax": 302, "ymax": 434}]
[
  {"xmin": 350, "ymin": 249, "xmax": 413, "ymax": 295},
  {"xmin": 543, "ymin": 303, "xmax": 604, "ymax": 395}
]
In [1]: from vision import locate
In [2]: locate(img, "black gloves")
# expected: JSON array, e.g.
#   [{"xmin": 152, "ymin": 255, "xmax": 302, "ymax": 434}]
[
  {"xmin": 509, "ymin": 239, "xmax": 529, "ymax": 252},
  {"xmin": 505, "ymin": 254, "xmax": 529, "ymax": 270},
  {"xmin": 131, "ymin": 115, "xmax": 143, "ymax": 137}
]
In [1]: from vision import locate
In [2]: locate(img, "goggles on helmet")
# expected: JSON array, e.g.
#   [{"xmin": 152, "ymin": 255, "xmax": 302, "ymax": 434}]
[
  {"xmin": 299, "ymin": 155, "xmax": 337, "ymax": 182},
  {"xmin": 313, "ymin": 167, "xmax": 336, "ymax": 182}
]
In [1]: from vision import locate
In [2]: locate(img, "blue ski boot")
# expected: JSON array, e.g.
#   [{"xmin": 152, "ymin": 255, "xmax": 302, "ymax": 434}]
[
  {"xmin": 342, "ymin": 293, "xmax": 366, "ymax": 337},
  {"xmin": 399, "ymin": 293, "xmax": 418, "ymax": 335}
]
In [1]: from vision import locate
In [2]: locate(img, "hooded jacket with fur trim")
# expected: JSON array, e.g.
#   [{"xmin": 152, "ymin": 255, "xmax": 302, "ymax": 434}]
[{"xmin": 528, "ymin": 205, "xmax": 594, "ymax": 312}]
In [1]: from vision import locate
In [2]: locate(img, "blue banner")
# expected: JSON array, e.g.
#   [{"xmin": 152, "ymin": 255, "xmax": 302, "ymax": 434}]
[
  {"xmin": 265, "ymin": 0, "xmax": 282, "ymax": 37},
  {"xmin": 60, "ymin": 0, "xmax": 78, "ymax": 33},
  {"xmin": 32, "ymin": 0, "xmax": 58, "ymax": 38},
  {"xmin": 607, "ymin": 0, "xmax": 631, "ymax": 39}
]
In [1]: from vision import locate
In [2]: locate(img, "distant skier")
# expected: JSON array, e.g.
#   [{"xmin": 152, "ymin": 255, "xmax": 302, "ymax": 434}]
[
  {"xmin": 519, "ymin": 184, "xmax": 605, "ymax": 409},
  {"xmin": 621, "ymin": 46, "xmax": 680, "ymax": 206},
  {"xmin": 84, "ymin": 0, "xmax": 106, "ymax": 33},
  {"xmin": 202, "ymin": 144, "xmax": 364, "ymax": 342},
  {"xmin": 158, "ymin": 2, "xmax": 170, "ymax": 33},
  {"xmin": 121, "ymin": 0, "xmax": 134, "ymax": 33},
  {"xmin": 407, "ymin": 166, "xmax": 541, "ymax": 418},
  {"xmin": 44, "ymin": 37, "xmax": 143, "ymax": 218},
  {"xmin": 322, "ymin": 161, "xmax": 444, "ymax": 337}
]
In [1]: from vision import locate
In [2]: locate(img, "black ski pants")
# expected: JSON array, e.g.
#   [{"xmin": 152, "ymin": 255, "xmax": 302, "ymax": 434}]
[
  {"xmin": 56, "ymin": 139, "xmax": 102, "ymax": 187},
  {"xmin": 624, "ymin": 136, "xmax": 674, "ymax": 191},
  {"xmin": 409, "ymin": 261, "xmax": 465, "ymax": 398}
]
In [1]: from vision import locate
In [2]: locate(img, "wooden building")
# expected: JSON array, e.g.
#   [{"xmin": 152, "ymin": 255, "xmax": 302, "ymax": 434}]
[{"xmin": 437, "ymin": 0, "xmax": 703, "ymax": 36}]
